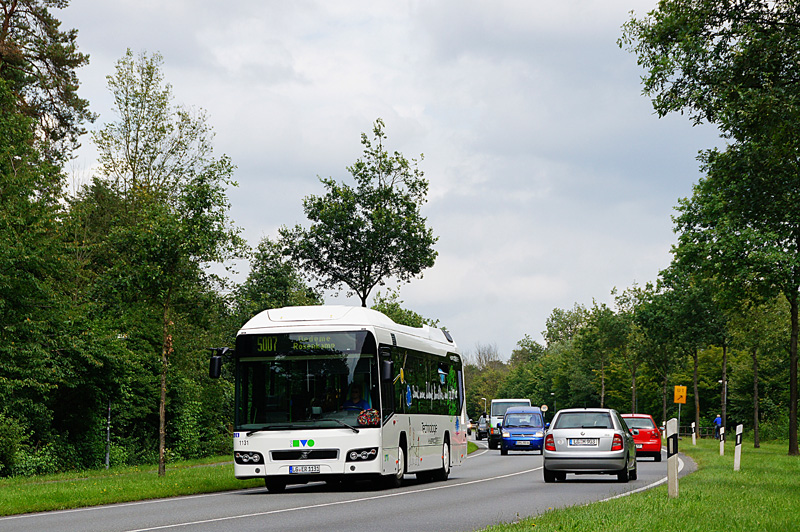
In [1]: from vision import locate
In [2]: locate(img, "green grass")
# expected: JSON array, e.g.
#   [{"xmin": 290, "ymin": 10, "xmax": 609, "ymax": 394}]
[
  {"xmin": 483, "ymin": 438, "xmax": 800, "ymax": 532},
  {"xmin": 0, "ymin": 457, "xmax": 263, "ymax": 516}
]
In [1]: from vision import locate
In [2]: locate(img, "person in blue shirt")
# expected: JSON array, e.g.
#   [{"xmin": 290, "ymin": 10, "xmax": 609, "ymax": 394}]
[
  {"xmin": 713, "ymin": 414, "xmax": 722, "ymax": 439},
  {"xmin": 343, "ymin": 385, "xmax": 370, "ymax": 411}
]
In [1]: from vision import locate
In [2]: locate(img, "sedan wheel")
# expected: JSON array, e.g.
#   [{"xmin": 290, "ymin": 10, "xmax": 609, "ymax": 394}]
[{"xmin": 617, "ymin": 457, "xmax": 630, "ymax": 482}]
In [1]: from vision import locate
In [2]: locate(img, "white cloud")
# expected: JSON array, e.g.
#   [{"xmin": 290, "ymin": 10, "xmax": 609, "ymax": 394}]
[{"xmin": 59, "ymin": 0, "xmax": 720, "ymax": 357}]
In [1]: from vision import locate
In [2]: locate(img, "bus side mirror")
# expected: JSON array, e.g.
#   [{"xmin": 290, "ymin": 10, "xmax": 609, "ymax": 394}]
[
  {"xmin": 209, "ymin": 356, "xmax": 222, "ymax": 379},
  {"xmin": 208, "ymin": 347, "xmax": 231, "ymax": 379},
  {"xmin": 381, "ymin": 359, "xmax": 394, "ymax": 382}
]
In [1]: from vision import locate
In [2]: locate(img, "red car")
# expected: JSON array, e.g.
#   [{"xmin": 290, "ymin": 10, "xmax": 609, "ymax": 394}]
[{"xmin": 621, "ymin": 414, "xmax": 662, "ymax": 461}]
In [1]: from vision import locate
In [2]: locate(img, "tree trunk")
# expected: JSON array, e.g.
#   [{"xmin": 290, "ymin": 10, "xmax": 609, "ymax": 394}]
[
  {"xmin": 600, "ymin": 359, "xmax": 605, "ymax": 408},
  {"xmin": 693, "ymin": 349, "xmax": 700, "ymax": 439},
  {"xmin": 158, "ymin": 290, "xmax": 173, "ymax": 476},
  {"xmin": 752, "ymin": 346, "xmax": 760, "ymax": 449},
  {"xmin": 789, "ymin": 290, "xmax": 798, "ymax": 456}
]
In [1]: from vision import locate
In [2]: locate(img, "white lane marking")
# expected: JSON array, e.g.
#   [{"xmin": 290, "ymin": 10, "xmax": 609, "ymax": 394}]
[
  {"xmin": 0, "ymin": 490, "xmax": 236, "ymax": 522},
  {"xmin": 122, "ymin": 467, "xmax": 543, "ymax": 532}
]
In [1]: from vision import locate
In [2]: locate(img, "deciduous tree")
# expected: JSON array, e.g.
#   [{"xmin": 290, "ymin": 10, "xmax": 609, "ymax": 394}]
[
  {"xmin": 88, "ymin": 50, "xmax": 244, "ymax": 475},
  {"xmin": 282, "ymin": 119, "xmax": 437, "ymax": 306},
  {"xmin": 621, "ymin": 0, "xmax": 800, "ymax": 455}
]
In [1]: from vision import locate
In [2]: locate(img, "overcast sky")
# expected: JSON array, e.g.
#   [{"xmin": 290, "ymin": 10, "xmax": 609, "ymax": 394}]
[{"xmin": 60, "ymin": 1, "xmax": 721, "ymax": 358}]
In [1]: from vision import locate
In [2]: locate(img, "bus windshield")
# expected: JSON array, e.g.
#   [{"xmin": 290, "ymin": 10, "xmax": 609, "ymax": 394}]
[
  {"xmin": 491, "ymin": 401, "xmax": 530, "ymax": 418},
  {"xmin": 234, "ymin": 331, "xmax": 379, "ymax": 431}
]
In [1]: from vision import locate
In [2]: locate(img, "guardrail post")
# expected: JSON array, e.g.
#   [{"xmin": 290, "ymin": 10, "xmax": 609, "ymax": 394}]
[
  {"xmin": 691, "ymin": 422, "xmax": 696, "ymax": 446},
  {"xmin": 667, "ymin": 417, "xmax": 678, "ymax": 498},
  {"xmin": 734, "ymin": 424, "xmax": 743, "ymax": 471},
  {"xmin": 719, "ymin": 426, "xmax": 725, "ymax": 456}
]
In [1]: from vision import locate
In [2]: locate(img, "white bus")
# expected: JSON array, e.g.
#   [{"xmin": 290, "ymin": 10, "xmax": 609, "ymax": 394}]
[{"xmin": 209, "ymin": 305, "xmax": 467, "ymax": 492}]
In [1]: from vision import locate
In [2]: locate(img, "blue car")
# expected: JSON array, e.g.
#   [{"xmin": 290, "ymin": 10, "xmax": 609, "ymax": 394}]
[{"xmin": 500, "ymin": 406, "xmax": 545, "ymax": 455}]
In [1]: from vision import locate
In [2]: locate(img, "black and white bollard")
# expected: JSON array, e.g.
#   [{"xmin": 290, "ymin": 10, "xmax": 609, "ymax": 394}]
[
  {"xmin": 734, "ymin": 424, "xmax": 743, "ymax": 471},
  {"xmin": 719, "ymin": 426, "xmax": 725, "ymax": 456},
  {"xmin": 667, "ymin": 417, "xmax": 678, "ymax": 498},
  {"xmin": 691, "ymin": 421, "xmax": 696, "ymax": 446}
]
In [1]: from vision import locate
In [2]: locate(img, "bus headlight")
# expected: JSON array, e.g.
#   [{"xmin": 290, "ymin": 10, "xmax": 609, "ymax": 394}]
[
  {"xmin": 346, "ymin": 447, "xmax": 378, "ymax": 462},
  {"xmin": 234, "ymin": 451, "xmax": 264, "ymax": 464}
]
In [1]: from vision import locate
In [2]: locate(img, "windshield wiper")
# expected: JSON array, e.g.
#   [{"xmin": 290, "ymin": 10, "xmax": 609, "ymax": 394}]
[
  {"xmin": 246, "ymin": 425, "xmax": 295, "ymax": 436},
  {"xmin": 332, "ymin": 419, "xmax": 360, "ymax": 433}
]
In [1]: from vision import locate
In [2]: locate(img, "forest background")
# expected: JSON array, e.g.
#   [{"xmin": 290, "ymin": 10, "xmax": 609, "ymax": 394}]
[{"xmin": 1, "ymin": 0, "xmax": 798, "ymax": 478}]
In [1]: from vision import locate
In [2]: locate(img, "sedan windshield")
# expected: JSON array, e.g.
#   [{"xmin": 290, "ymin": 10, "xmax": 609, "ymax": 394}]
[
  {"xmin": 234, "ymin": 331, "xmax": 379, "ymax": 431},
  {"xmin": 554, "ymin": 412, "xmax": 613, "ymax": 429},
  {"xmin": 503, "ymin": 413, "xmax": 543, "ymax": 428},
  {"xmin": 624, "ymin": 417, "xmax": 656, "ymax": 429}
]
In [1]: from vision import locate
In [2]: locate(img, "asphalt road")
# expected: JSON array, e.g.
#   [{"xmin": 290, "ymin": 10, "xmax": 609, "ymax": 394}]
[{"xmin": 0, "ymin": 439, "xmax": 695, "ymax": 532}]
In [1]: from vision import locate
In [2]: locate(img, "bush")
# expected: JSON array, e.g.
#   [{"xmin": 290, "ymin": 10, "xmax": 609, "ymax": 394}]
[
  {"xmin": 759, "ymin": 411, "xmax": 791, "ymax": 441},
  {"xmin": 0, "ymin": 414, "xmax": 25, "ymax": 477},
  {"xmin": 12, "ymin": 443, "xmax": 61, "ymax": 477}
]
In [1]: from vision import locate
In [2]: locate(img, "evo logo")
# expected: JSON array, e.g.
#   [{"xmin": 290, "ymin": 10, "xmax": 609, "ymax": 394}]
[{"xmin": 291, "ymin": 439, "xmax": 315, "ymax": 447}]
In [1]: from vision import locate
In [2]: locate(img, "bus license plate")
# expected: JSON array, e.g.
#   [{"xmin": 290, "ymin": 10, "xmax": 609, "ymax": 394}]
[
  {"xmin": 289, "ymin": 465, "xmax": 320, "ymax": 474},
  {"xmin": 569, "ymin": 438, "xmax": 598, "ymax": 446}
]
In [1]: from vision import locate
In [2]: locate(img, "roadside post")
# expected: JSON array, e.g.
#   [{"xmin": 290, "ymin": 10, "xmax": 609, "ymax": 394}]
[
  {"xmin": 719, "ymin": 426, "xmax": 725, "ymax": 456},
  {"xmin": 691, "ymin": 422, "xmax": 696, "ymax": 446},
  {"xmin": 667, "ymin": 417, "xmax": 678, "ymax": 498},
  {"xmin": 734, "ymin": 424, "xmax": 743, "ymax": 471}
]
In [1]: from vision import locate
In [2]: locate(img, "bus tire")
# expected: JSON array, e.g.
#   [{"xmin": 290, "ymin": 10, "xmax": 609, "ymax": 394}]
[
  {"xmin": 265, "ymin": 478, "xmax": 287, "ymax": 493},
  {"xmin": 431, "ymin": 438, "xmax": 450, "ymax": 481},
  {"xmin": 383, "ymin": 438, "xmax": 406, "ymax": 489}
]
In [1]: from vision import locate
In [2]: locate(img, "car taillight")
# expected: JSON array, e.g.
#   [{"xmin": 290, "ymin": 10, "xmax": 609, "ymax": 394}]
[
  {"xmin": 545, "ymin": 434, "xmax": 555, "ymax": 451},
  {"xmin": 653, "ymin": 430, "xmax": 661, "ymax": 440},
  {"xmin": 612, "ymin": 434, "xmax": 623, "ymax": 451}
]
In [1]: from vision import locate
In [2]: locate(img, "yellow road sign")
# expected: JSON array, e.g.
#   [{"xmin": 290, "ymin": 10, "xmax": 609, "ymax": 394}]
[{"xmin": 674, "ymin": 385, "xmax": 687, "ymax": 404}]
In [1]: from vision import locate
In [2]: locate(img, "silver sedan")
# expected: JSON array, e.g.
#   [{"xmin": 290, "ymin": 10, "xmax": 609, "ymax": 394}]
[{"xmin": 542, "ymin": 408, "xmax": 637, "ymax": 482}]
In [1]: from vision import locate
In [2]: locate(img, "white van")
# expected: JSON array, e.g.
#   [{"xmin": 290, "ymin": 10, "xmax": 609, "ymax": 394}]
[{"xmin": 488, "ymin": 398, "xmax": 531, "ymax": 449}]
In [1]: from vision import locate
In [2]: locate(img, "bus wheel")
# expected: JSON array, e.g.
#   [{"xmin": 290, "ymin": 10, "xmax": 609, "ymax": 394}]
[
  {"xmin": 383, "ymin": 444, "xmax": 405, "ymax": 489},
  {"xmin": 432, "ymin": 440, "xmax": 450, "ymax": 481},
  {"xmin": 265, "ymin": 478, "xmax": 286, "ymax": 493}
]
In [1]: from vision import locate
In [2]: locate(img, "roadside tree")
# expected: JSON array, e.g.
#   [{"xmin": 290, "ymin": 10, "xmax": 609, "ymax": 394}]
[
  {"xmin": 621, "ymin": 0, "xmax": 800, "ymax": 455},
  {"xmin": 281, "ymin": 119, "xmax": 437, "ymax": 307},
  {"xmin": 87, "ymin": 50, "xmax": 244, "ymax": 475}
]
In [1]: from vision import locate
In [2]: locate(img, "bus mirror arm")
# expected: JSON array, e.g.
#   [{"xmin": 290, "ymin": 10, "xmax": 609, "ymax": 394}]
[{"xmin": 381, "ymin": 359, "xmax": 394, "ymax": 382}]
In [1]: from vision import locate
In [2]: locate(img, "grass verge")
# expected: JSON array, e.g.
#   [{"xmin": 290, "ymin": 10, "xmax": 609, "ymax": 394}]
[
  {"xmin": 483, "ymin": 438, "xmax": 800, "ymax": 532},
  {"xmin": 0, "ymin": 457, "xmax": 263, "ymax": 516}
]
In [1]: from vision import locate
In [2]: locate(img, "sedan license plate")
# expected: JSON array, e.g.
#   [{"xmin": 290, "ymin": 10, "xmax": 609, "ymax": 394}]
[
  {"xmin": 289, "ymin": 465, "xmax": 320, "ymax": 474},
  {"xmin": 569, "ymin": 438, "xmax": 598, "ymax": 446},
  {"xmin": 516, "ymin": 440, "xmax": 531, "ymax": 446}
]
